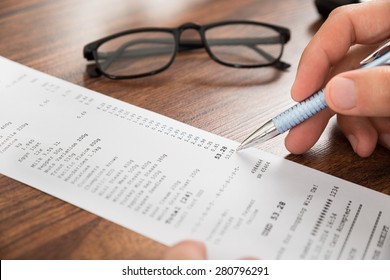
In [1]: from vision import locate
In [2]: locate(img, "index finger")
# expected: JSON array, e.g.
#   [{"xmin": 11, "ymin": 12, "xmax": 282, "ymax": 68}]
[{"xmin": 291, "ymin": 0, "xmax": 390, "ymax": 102}]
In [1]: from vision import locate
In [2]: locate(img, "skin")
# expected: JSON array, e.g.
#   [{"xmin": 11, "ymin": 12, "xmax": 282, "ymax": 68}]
[
  {"xmin": 286, "ymin": 0, "xmax": 390, "ymax": 157},
  {"xmin": 164, "ymin": 0, "xmax": 390, "ymax": 259},
  {"xmin": 163, "ymin": 241, "xmax": 207, "ymax": 260}
]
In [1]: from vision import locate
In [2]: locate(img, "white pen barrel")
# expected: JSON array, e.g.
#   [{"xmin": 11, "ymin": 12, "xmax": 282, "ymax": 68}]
[{"xmin": 272, "ymin": 89, "xmax": 327, "ymax": 133}]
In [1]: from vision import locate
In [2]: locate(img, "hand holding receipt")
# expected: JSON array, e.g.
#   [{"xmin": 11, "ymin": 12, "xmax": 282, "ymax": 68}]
[{"xmin": 237, "ymin": 40, "xmax": 390, "ymax": 151}]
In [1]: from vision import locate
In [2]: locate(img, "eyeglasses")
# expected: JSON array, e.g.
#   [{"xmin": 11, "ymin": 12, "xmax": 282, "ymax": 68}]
[{"xmin": 83, "ymin": 20, "xmax": 291, "ymax": 80}]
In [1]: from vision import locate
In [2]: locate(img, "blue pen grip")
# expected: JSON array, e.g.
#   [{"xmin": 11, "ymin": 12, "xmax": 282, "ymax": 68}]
[
  {"xmin": 271, "ymin": 43, "xmax": 390, "ymax": 135},
  {"xmin": 272, "ymin": 89, "xmax": 327, "ymax": 133}
]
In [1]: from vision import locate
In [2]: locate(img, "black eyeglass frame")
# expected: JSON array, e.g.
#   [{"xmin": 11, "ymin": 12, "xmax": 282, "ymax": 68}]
[{"xmin": 83, "ymin": 20, "xmax": 291, "ymax": 80}]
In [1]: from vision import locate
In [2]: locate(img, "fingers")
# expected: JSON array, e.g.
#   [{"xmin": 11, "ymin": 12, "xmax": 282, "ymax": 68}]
[
  {"xmin": 325, "ymin": 67, "xmax": 390, "ymax": 117},
  {"xmin": 371, "ymin": 117, "xmax": 390, "ymax": 150},
  {"xmin": 337, "ymin": 116, "xmax": 390, "ymax": 157},
  {"xmin": 163, "ymin": 240, "xmax": 207, "ymax": 260},
  {"xmin": 291, "ymin": 0, "xmax": 390, "ymax": 102},
  {"xmin": 337, "ymin": 115, "xmax": 378, "ymax": 157},
  {"xmin": 285, "ymin": 109, "xmax": 333, "ymax": 154}
]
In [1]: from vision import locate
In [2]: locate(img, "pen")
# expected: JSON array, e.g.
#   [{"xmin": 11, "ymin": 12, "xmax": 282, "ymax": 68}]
[{"xmin": 237, "ymin": 40, "xmax": 390, "ymax": 151}]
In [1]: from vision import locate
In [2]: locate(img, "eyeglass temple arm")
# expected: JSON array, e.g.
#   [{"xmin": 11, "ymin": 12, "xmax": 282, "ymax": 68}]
[
  {"xmin": 205, "ymin": 37, "xmax": 290, "ymax": 69},
  {"xmin": 96, "ymin": 38, "xmax": 177, "ymax": 72},
  {"xmin": 85, "ymin": 38, "xmax": 177, "ymax": 76},
  {"xmin": 251, "ymin": 45, "xmax": 290, "ymax": 70}
]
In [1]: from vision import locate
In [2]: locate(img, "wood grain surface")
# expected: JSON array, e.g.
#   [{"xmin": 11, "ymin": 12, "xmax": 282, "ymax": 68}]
[{"xmin": 0, "ymin": 0, "xmax": 389, "ymax": 259}]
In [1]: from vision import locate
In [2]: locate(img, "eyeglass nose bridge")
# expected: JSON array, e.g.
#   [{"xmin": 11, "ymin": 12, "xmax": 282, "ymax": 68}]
[
  {"xmin": 176, "ymin": 22, "xmax": 205, "ymax": 50},
  {"xmin": 178, "ymin": 22, "xmax": 202, "ymax": 32}
]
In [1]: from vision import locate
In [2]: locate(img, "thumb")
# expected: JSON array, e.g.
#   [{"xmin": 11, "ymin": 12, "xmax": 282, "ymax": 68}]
[{"xmin": 324, "ymin": 67, "xmax": 390, "ymax": 117}]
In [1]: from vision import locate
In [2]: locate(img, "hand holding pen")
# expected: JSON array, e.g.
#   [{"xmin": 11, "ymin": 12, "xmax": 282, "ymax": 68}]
[{"xmin": 238, "ymin": 0, "xmax": 390, "ymax": 157}]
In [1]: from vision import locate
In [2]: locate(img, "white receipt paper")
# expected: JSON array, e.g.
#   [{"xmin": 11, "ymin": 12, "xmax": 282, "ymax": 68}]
[{"xmin": 0, "ymin": 56, "xmax": 389, "ymax": 259}]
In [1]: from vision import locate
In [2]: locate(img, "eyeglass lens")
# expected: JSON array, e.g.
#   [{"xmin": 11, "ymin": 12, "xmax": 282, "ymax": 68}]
[
  {"xmin": 205, "ymin": 23, "xmax": 283, "ymax": 66},
  {"xmin": 95, "ymin": 32, "xmax": 176, "ymax": 77}
]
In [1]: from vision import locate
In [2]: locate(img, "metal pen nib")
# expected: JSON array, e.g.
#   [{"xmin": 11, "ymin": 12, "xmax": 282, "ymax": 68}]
[{"xmin": 236, "ymin": 119, "xmax": 280, "ymax": 152}]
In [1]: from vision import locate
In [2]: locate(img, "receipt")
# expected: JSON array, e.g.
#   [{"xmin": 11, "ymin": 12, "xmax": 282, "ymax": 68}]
[{"xmin": 0, "ymin": 56, "xmax": 389, "ymax": 259}]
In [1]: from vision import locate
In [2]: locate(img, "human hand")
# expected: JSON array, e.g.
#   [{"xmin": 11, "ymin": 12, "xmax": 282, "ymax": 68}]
[
  {"xmin": 286, "ymin": 0, "xmax": 390, "ymax": 157},
  {"xmin": 163, "ymin": 240, "xmax": 257, "ymax": 259},
  {"xmin": 163, "ymin": 240, "xmax": 208, "ymax": 259}
]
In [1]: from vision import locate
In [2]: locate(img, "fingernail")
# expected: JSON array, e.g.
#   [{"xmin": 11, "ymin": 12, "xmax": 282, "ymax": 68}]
[
  {"xmin": 329, "ymin": 77, "xmax": 356, "ymax": 110},
  {"xmin": 347, "ymin": 134, "xmax": 357, "ymax": 152},
  {"xmin": 379, "ymin": 133, "xmax": 390, "ymax": 149}
]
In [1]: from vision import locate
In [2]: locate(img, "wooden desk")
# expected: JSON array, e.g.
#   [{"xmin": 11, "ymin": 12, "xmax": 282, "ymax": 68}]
[{"xmin": 0, "ymin": 0, "xmax": 389, "ymax": 259}]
